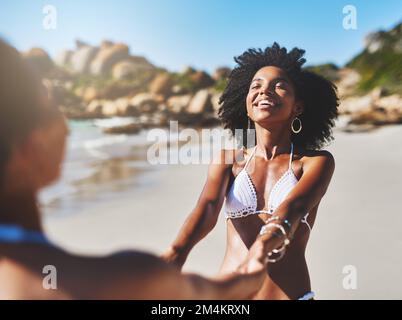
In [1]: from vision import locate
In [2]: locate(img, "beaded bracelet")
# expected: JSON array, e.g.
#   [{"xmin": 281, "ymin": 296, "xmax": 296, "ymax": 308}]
[
  {"xmin": 265, "ymin": 216, "xmax": 292, "ymax": 231},
  {"xmin": 260, "ymin": 223, "xmax": 289, "ymax": 243},
  {"xmin": 259, "ymin": 223, "xmax": 291, "ymax": 263},
  {"xmin": 267, "ymin": 248, "xmax": 286, "ymax": 263},
  {"xmin": 260, "ymin": 223, "xmax": 282, "ymax": 239}
]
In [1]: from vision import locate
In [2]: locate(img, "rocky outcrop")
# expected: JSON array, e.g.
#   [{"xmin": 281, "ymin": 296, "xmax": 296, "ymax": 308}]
[
  {"xmin": 149, "ymin": 73, "xmax": 173, "ymax": 97},
  {"xmin": 181, "ymin": 65, "xmax": 197, "ymax": 75},
  {"xmin": 190, "ymin": 71, "xmax": 215, "ymax": 89},
  {"xmin": 333, "ymin": 68, "xmax": 360, "ymax": 98},
  {"xmin": 213, "ymin": 67, "xmax": 231, "ymax": 81},
  {"xmin": 54, "ymin": 40, "xmax": 154, "ymax": 79},
  {"xmin": 81, "ymin": 87, "xmax": 99, "ymax": 102},
  {"xmin": 112, "ymin": 57, "xmax": 154, "ymax": 80},
  {"xmin": 340, "ymin": 88, "xmax": 402, "ymax": 130},
  {"xmin": 167, "ymin": 94, "xmax": 192, "ymax": 113},
  {"xmin": 347, "ymin": 21, "xmax": 402, "ymax": 94},
  {"xmin": 86, "ymin": 98, "xmax": 137, "ymax": 117},
  {"xmin": 349, "ymin": 107, "xmax": 402, "ymax": 126},
  {"xmin": 27, "ymin": 34, "xmax": 402, "ymax": 133},
  {"xmin": 90, "ymin": 43, "xmax": 129, "ymax": 75},
  {"xmin": 55, "ymin": 50, "xmax": 73, "ymax": 68},
  {"xmin": 130, "ymin": 92, "xmax": 163, "ymax": 113},
  {"xmin": 70, "ymin": 45, "xmax": 99, "ymax": 73},
  {"xmin": 187, "ymin": 89, "xmax": 212, "ymax": 114},
  {"xmin": 339, "ymin": 95, "xmax": 373, "ymax": 115},
  {"xmin": 364, "ymin": 31, "xmax": 386, "ymax": 53}
]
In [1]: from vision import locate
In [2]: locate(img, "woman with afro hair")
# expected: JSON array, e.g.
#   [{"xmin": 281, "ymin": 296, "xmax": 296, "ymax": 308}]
[{"xmin": 163, "ymin": 42, "xmax": 339, "ymax": 300}]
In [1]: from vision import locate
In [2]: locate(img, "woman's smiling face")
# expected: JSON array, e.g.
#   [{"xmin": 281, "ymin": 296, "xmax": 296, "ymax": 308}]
[{"xmin": 246, "ymin": 66, "xmax": 301, "ymax": 126}]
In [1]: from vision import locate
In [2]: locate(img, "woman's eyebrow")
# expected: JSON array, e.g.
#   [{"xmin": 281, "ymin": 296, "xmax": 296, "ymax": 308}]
[
  {"xmin": 273, "ymin": 77, "xmax": 289, "ymax": 83},
  {"xmin": 251, "ymin": 77, "xmax": 263, "ymax": 82},
  {"xmin": 251, "ymin": 77, "xmax": 289, "ymax": 84}
]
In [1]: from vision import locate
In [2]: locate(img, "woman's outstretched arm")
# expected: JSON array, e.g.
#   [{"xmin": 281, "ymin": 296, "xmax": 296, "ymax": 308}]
[
  {"xmin": 142, "ymin": 251, "xmax": 266, "ymax": 299},
  {"xmin": 162, "ymin": 150, "xmax": 234, "ymax": 269}
]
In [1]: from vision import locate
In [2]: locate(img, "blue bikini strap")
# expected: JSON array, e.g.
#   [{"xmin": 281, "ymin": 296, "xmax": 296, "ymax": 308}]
[{"xmin": 0, "ymin": 224, "xmax": 51, "ymax": 246}]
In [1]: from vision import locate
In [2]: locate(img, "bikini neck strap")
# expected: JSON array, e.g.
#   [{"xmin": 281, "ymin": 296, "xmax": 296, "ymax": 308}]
[
  {"xmin": 243, "ymin": 146, "xmax": 257, "ymax": 170},
  {"xmin": 289, "ymin": 142, "xmax": 294, "ymax": 169},
  {"xmin": 245, "ymin": 142, "xmax": 294, "ymax": 170}
]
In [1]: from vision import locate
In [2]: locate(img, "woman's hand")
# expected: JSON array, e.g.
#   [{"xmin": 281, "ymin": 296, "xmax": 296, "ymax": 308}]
[
  {"xmin": 237, "ymin": 238, "xmax": 267, "ymax": 274},
  {"xmin": 161, "ymin": 246, "xmax": 187, "ymax": 269}
]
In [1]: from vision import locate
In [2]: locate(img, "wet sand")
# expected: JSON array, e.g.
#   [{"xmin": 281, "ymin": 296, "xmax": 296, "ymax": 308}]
[{"xmin": 43, "ymin": 124, "xmax": 402, "ymax": 299}]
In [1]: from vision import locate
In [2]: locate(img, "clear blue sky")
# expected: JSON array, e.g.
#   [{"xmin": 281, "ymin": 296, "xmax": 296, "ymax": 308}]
[{"xmin": 1, "ymin": 0, "xmax": 401, "ymax": 73}]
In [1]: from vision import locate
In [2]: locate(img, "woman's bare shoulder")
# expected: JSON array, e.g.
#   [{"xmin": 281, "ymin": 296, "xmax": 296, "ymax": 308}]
[
  {"xmin": 298, "ymin": 148, "xmax": 335, "ymax": 172},
  {"xmin": 298, "ymin": 148, "xmax": 334, "ymax": 161}
]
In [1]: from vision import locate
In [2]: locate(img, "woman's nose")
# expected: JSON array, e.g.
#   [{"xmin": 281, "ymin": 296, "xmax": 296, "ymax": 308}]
[{"xmin": 259, "ymin": 85, "xmax": 274, "ymax": 96}]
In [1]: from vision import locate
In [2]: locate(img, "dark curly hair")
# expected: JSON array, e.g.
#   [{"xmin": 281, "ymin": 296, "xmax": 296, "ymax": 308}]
[{"xmin": 218, "ymin": 42, "xmax": 339, "ymax": 150}]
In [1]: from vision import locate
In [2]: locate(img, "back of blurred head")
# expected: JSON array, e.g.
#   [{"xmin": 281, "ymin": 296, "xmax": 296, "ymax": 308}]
[{"xmin": 0, "ymin": 39, "xmax": 67, "ymax": 198}]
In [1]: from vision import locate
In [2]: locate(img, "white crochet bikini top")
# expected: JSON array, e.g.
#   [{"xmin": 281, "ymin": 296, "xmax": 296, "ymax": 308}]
[{"xmin": 225, "ymin": 143, "xmax": 311, "ymax": 231}]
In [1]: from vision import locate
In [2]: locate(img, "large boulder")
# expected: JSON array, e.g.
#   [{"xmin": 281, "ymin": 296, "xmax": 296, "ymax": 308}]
[
  {"xmin": 347, "ymin": 93, "xmax": 402, "ymax": 126},
  {"xmin": 369, "ymin": 86, "xmax": 388, "ymax": 100},
  {"xmin": 82, "ymin": 87, "xmax": 100, "ymax": 102},
  {"xmin": 130, "ymin": 93, "xmax": 163, "ymax": 113},
  {"xmin": 70, "ymin": 45, "xmax": 99, "ymax": 73},
  {"xmin": 212, "ymin": 67, "xmax": 231, "ymax": 81},
  {"xmin": 187, "ymin": 89, "xmax": 212, "ymax": 114},
  {"xmin": 376, "ymin": 94, "xmax": 402, "ymax": 112},
  {"xmin": 75, "ymin": 39, "xmax": 89, "ymax": 49},
  {"xmin": 335, "ymin": 68, "xmax": 361, "ymax": 98},
  {"xmin": 90, "ymin": 43, "xmax": 129, "ymax": 75},
  {"xmin": 100, "ymin": 40, "xmax": 114, "ymax": 49},
  {"xmin": 149, "ymin": 73, "xmax": 173, "ymax": 97},
  {"xmin": 55, "ymin": 50, "xmax": 73, "ymax": 68},
  {"xmin": 167, "ymin": 94, "xmax": 192, "ymax": 113},
  {"xmin": 339, "ymin": 95, "xmax": 374, "ymax": 115},
  {"xmin": 114, "ymin": 97, "xmax": 138, "ymax": 116},
  {"xmin": 102, "ymin": 100, "xmax": 120, "ymax": 116},
  {"xmin": 112, "ymin": 56, "xmax": 155, "ymax": 80},
  {"xmin": 86, "ymin": 99, "xmax": 104, "ymax": 116},
  {"xmin": 87, "ymin": 98, "xmax": 139, "ymax": 117},
  {"xmin": 340, "ymin": 88, "xmax": 402, "ymax": 116},
  {"xmin": 190, "ymin": 71, "xmax": 215, "ymax": 89},
  {"xmin": 181, "ymin": 65, "xmax": 196, "ymax": 75},
  {"xmin": 98, "ymin": 82, "xmax": 139, "ymax": 100},
  {"xmin": 350, "ymin": 107, "xmax": 402, "ymax": 125}
]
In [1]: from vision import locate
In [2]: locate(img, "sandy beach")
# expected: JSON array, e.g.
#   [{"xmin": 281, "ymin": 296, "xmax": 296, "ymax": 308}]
[{"xmin": 43, "ymin": 124, "xmax": 402, "ymax": 300}]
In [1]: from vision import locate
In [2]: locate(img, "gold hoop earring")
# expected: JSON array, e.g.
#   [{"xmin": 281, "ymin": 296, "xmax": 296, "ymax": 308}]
[{"xmin": 291, "ymin": 117, "xmax": 302, "ymax": 134}]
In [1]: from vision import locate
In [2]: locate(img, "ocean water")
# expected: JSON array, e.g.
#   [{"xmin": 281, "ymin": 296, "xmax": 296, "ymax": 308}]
[{"xmin": 39, "ymin": 118, "xmax": 156, "ymax": 216}]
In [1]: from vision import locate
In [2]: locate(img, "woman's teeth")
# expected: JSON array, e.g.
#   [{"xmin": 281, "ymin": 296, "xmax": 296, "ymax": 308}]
[{"xmin": 257, "ymin": 99, "xmax": 275, "ymax": 107}]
